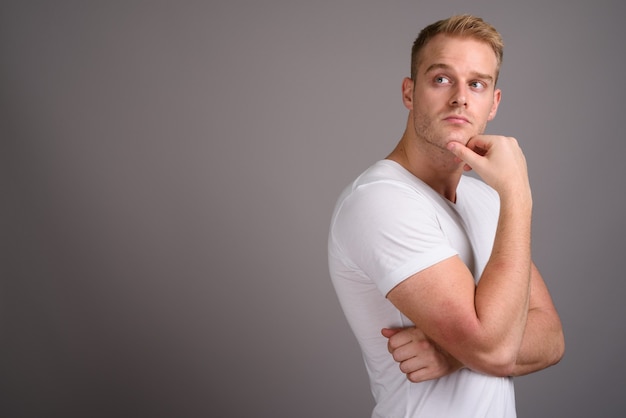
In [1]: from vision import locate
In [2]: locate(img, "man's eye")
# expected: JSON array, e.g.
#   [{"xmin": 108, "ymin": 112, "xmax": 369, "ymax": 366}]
[
  {"xmin": 470, "ymin": 81, "xmax": 486, "ymax": 89},
  {"xmin": 435, "ymin": 76, "xmax": 451, "ymax": 84}
]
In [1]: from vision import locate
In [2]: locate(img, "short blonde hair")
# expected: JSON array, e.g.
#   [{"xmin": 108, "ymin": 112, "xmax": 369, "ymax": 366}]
[{"xmin": 410, "ymin": 15, "xmax": 504, "ymax": 84}]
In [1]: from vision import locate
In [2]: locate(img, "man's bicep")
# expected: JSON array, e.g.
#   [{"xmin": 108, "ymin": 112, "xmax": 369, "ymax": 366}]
[{"xmin": 386, "ymin": 255, "xmax": 480, "ymax": 351}]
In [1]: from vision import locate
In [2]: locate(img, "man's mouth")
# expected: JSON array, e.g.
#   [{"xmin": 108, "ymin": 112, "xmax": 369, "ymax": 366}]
[{"xmin": 444, "ymin": 115, "xmax": 470, "ymax": 124}]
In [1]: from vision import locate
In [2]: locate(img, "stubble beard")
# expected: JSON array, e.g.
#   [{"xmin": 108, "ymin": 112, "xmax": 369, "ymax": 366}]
[
  {"xmin": 412, "ymin": 113, "xmax": 468, "ymax": 154},
  {"xmin": 412, "ymin": 112, "xmax": 487, "ymax": 153}
]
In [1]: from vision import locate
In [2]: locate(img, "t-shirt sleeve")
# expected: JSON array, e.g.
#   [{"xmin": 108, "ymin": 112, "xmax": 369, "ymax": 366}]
[{"xmin": 331, "ymin": 180, "xmax": 458, "ymax": 296}]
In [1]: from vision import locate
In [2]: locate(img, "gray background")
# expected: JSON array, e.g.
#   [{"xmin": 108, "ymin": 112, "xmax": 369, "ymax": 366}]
[{"xmin": 2, "ymin": 1, "xmax": 625, "ymax": 417}]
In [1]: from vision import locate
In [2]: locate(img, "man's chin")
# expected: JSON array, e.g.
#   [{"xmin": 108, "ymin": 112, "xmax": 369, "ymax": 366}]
[{"xmin": 443, "ymin": 134, "xmax": 472, "ymax": 147}]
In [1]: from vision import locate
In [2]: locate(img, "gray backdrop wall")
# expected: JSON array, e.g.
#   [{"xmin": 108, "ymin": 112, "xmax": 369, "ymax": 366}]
[{"xmin": 3, "ymin": 1, "xmax": 625, "ymax": 417}]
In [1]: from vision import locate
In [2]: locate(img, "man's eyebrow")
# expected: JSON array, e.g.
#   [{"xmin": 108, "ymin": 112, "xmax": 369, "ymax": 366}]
[
  {"xmin": 424, "ymin": 63, "xmax": 494, "ymax": 82},
  {"xmin": 424, "ymin": 63, "xmax": 452, "ymax": 74}
]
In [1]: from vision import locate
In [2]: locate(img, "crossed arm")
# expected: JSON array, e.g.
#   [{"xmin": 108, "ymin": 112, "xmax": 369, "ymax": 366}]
[
  {"xmin": 383, "ymin": 261, "xmax": 564, "ymax": 382},
  {"xmin": 383, "ymin": 136, "xmax": 564, "ymax": 381}
]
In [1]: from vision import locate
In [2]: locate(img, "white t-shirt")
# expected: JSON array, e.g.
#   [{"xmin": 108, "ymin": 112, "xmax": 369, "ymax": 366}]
[{"xmin": 328, "ymin": 160, "xmax": 516, "ymax": 418}]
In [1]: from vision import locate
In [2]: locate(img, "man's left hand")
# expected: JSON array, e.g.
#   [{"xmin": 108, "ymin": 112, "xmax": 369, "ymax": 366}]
[{"xmin": 381, "ymin": 326, "xmax": 463, "ymax": 383}]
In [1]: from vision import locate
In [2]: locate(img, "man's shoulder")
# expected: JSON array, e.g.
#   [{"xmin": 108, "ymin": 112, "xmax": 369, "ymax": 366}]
[
  {"xmin": 335, "ymin": 160, "xmax": 433, "ymax": 209},
  {"xmin": 330, "ymin": 161, "xmax": 443, "ymax": 237},
  {"xmin": 348, "ymin": 160, "xmax": 431, "ymax": 194}
]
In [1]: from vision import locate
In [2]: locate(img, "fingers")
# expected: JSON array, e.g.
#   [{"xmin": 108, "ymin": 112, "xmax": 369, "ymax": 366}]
[
  {"xmin": 446, "ymin": 141, "xmax": 481, "ymax": 172},
  {"xmin": 381, "ymin": 328, "xmax": 402, "ymax": 338},
  {"xmin": 465, "ymin": 135, "xmax": 493, "ymax": 154},
  {"xmin": 446, "ymin": 137, "xmax": 491, "ymax": 168},
  {"xmin": 387, "ymin": 331, "xmax": 413, "ymax": 354},
  {"xmin": 392, "ymin": 338, "xmax": 432, "ymax": 363},
  {"xmin": 383, "ymin": 326, "xmax": 462, "ymax": 383},
  {"xmin": 383, "ymin": 326, "xmax": 427, "ymax": 353},
  {"xmin": 397, "ymin": 348, "xmax": 452, "ymax": 383},
  {"xmin": 406, "ymin": 363, "xmax": 449, "ymax": 383},
  {"xmin": 447, "ymin": 134, "xmax": 506, "ymax": 164},
  {"xmin": 447, "ymin": 135, "xmax": 530, "ymax": 197}
]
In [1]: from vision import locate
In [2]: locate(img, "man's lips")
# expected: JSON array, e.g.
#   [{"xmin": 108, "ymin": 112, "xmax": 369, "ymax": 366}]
[{"xmin": 443, "ymin": 115, "xmax": 470, "ymax": 124}]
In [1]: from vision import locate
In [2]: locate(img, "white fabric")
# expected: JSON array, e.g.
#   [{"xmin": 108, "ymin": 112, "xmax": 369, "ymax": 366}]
[{"xmin": 328, "ymin": 160, "xmax": 516, "ymax": 418}]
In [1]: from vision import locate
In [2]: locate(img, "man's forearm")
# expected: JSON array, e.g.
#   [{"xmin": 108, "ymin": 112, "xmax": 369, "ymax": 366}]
[
  {"xmin": 469, "ymin": 195, "xmax": 532, "ymax": 374},
  {"xmin": 511, "ymin": 306, "xmax": 565, "ymax": 376},
  {"xmin": 446, "ymin": 136, "xmax": 534, "ymax": 375}
]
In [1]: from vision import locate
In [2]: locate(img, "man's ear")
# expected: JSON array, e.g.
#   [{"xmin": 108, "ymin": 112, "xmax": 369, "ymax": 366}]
[
  {"xmin": 402, "ymin": 77, "xmax": 414, "ymax": 110},
  {"xmin": 487, "ymin": 88, "xmax": 502, "ymax": 121}
]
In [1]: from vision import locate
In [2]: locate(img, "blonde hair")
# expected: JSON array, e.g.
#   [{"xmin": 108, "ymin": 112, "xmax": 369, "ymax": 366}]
[{"xmin": 410, "ymin": 15, "xmax": 504, "ymax": 83}]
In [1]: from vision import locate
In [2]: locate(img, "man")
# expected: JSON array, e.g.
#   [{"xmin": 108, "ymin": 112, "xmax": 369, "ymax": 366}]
[{"xmin": 328, "ymin": 15, "xmax": 564, "ymax": 417}]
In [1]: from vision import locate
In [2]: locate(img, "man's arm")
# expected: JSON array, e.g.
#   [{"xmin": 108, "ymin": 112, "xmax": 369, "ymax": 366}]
[
  {"xmin": 510, "ymin": 262, "xmax": 564, "ymax": 376},
  {"xmin": 387, "ymin": 135, "xmax": 534, "ymax": 377},
  {"xmin": 385, "ymin": 262, "xmax": 564, "ymax": 381}
]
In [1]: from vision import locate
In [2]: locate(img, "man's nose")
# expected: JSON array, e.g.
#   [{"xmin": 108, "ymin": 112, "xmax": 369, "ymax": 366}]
[{"xmin": 449, "ymin": 86, "xmax": 468, "ymax": 107}]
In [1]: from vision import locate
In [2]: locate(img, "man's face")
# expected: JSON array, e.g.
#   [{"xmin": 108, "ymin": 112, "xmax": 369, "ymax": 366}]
[{"xmin": 407, "ymin": 34, "xmax": 501, "ymax": 150}]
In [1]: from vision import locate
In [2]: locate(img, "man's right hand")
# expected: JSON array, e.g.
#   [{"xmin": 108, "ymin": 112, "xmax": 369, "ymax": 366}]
[{"xmin": 447, "ymin": 135, "xmax": 531, "ymax": 202}]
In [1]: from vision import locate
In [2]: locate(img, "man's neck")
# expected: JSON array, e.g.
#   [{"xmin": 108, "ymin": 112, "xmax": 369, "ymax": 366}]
[{"xmin": 386, "ymin": 135, "xmax": 463, "ymax": 203}]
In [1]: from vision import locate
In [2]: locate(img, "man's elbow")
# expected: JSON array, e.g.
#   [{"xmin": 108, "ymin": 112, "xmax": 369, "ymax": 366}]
[
  {"xmin": 481, "ymin": 350, "xmax": 519, "ymax": 377},
  {"xmin": 551, "ymin": 329, "xmax": 566, "ymax": 366},
  {"xmin": 539, "ymin": 326, "xmax": 566, "ymax": 370},
  {"xmin": 463, "ymin": 346, "xmax": 520, "ymax": 377},
  {"xmin": 443, "ymin": 328, "xmax": 521, "ymax": 377},
  {"xmin": 495, "ymin": 330, "xmax": 565, "ymax": 377}
]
